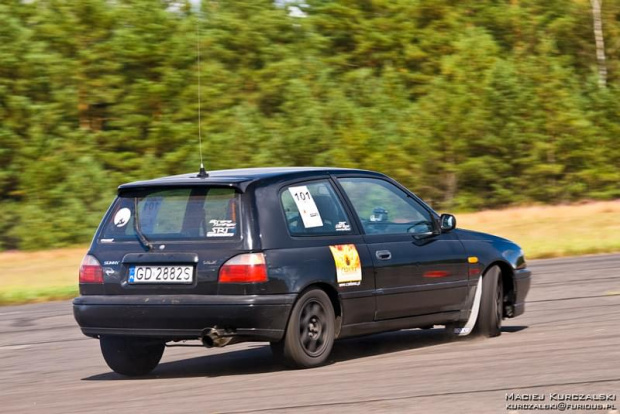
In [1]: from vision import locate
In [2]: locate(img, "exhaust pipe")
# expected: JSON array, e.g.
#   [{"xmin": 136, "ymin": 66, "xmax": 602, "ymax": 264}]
[
  {"xmin": 201, "ymin": 328, "xmax": 232, "ymax": 348},
  {"xmin": 201, "ymin": 334, "xmax": 214, "ymax": 348}
]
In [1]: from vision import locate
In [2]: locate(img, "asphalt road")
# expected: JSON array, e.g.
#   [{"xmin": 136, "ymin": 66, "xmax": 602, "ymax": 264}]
[{"xmin": 1, "ymin": 254, "xmax": 619, "ymax": 414}]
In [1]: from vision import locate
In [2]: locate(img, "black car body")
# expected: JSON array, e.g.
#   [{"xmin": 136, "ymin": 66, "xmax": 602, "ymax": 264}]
[{"xmin": 73, "ymin": 167, "xmax": 531, "ymax": 374}]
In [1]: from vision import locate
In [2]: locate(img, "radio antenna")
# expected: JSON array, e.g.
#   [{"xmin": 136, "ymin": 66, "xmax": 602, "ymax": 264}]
[{"xmin": 196, "ymin": 7, "xmax": 208, "ymax": 178}]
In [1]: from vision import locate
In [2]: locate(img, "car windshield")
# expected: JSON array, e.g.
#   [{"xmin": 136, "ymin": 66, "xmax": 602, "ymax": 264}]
[{"xmin": 100, "ymin": 187, "xmax": 241, "ymax": 242}]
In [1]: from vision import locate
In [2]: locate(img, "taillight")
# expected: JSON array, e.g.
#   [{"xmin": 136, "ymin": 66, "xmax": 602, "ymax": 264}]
[
  {"xmin": 79, "ymin": 254, "xmax": 103, "ymax": 284},
  {"xmin": 219, "ymin": 253, "xmax": 268, "ymax": 283}
]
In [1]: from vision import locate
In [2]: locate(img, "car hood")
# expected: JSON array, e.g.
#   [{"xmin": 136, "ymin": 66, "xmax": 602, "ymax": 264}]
[{"xmin": 454, "ymin": 228, "xmax": 526, "ymax": 269}]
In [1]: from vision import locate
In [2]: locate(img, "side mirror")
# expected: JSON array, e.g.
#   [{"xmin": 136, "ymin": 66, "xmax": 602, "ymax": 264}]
[{"xmin": 440, "ymin": 214, "xmax": 456, "ymax": 232}]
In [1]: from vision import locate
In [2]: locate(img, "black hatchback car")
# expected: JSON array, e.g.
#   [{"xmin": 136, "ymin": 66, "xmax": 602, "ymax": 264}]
[{"xmin": 73, "ymin": 167, "xmax": 531, "ymax": 375}]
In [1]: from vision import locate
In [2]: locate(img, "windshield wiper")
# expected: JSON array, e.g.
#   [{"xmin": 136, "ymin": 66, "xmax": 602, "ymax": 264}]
[{"xmin": 133, "ymin": 198, "xmax": 153, "ymax": 251}]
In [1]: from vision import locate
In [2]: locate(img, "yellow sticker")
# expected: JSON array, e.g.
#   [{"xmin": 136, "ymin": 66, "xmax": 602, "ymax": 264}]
[
  {"xmin": 468, "ymin": 256, "xmax": 479, "ymax": 264},
  {"xmin": 329, "ymin": 244, "xmax": 362, "ymax": 286}
]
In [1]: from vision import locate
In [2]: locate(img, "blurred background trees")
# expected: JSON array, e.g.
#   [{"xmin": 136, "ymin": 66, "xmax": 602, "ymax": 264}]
[{"xmin": 1, "ymin": 0, "xmax": 619, "ymax": 249}]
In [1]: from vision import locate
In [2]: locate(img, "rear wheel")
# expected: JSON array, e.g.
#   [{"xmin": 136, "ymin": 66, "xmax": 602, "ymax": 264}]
[
  {"xmin": 281, "ymin": 289, "xmax": 335, "ymax": 368},
  {"xmin": 100, "ymin": 336, "xmax": 165, "ymax": 376}
]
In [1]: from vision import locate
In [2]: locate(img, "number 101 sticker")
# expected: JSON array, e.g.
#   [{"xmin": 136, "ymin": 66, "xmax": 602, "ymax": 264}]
[{"xmin": 288, "ymin": 186, "xmax": 323, "ymax": 228}]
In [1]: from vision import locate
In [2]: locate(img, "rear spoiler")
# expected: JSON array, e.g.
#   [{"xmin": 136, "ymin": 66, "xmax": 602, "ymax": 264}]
[{"xmin": 118, "ymin": 178, "xmax": 251, "ymax": 195}]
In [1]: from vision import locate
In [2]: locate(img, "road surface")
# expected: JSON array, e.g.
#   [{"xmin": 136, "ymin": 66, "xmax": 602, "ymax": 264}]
[{"xmin": 1, "ymin": 254, "xmax": 619, "ymax": 413}]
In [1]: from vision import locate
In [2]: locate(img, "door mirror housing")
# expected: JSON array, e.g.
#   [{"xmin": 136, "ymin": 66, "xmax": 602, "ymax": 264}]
[{"xmin": 440, "ymin": 214, "xmax": 456, "ymax": 232}]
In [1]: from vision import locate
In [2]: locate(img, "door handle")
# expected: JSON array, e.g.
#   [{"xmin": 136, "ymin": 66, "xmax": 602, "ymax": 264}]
[{"xmin": 376, "ymin": 250, "xmax": 392, "ymax": 260}]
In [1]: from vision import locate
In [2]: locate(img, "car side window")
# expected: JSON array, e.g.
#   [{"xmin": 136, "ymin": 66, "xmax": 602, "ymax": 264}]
[
  {"xmin": 281, "ymin": 180, "xmax": 353, "ymax": 236},
  {"xmin": 338, "ymin": 178, "xmax": 434, "ymax": 235}
]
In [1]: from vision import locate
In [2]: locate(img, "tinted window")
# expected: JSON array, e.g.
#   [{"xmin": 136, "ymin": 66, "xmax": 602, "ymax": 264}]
[
  {"xmin": 338, "ymin": 178, "xmax": 434, "ymax": 235},
  {"xmin": 281, "ymin": 181, "xmax": 352, "ymax": 236},
  {"xmin": 100, "ymin": 187, "xmax": 240, "ymax": 241}
]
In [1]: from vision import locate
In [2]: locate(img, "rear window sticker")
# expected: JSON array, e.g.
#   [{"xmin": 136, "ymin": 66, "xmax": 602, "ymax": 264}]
[
  {"xmin": 329, "ymin": 244, "xmax": 362, "ymax": 286},
  {"xmin": 288, "ymin": 186, "xmax": 323, "ymax": 228},
  {"xmin": 207, "ymin": 219, "xmax": 236, "ymax": 237},
  {"xmin": 114, "ymin": 208, "xmax": 131, "ymax": 228},
  {"xmin": 140, "ymin": 196, "xmax": 163, "ymax": 233},
  {"xmin": 335, "ymin": 221, "xmax": 351, "ymax": 231}
]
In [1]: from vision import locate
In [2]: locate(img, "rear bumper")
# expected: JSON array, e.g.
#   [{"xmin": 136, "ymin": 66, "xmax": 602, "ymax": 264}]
[
  {"xmin": 73, "ymin": 294, "xmax": 296, "ymax": 342},
  {"xmin": 512, "ymin": 268, "xmax": 531, "ymax": 317}
]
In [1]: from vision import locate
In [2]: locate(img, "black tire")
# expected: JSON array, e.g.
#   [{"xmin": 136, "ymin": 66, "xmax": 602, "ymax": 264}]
[
  {"xmin": 445, "ymin": 265, "xmax": 503, "ymax": 339},
  {"xmin": 473, "ymin": 265, "xmax": 503, "ymax": 337},
  {"xmin": 281, "ymin": 289, "xmax": 335, "ymax": 368},
  {"xmin": 100, "ymin": 336, "xmax": 165, "ymax": 376}
]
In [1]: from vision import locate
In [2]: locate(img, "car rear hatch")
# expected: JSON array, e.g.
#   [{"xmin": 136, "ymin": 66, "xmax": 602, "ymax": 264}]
[{"xmin": 85, "ymin": 185, "xmax": 250, "ymax": 296}]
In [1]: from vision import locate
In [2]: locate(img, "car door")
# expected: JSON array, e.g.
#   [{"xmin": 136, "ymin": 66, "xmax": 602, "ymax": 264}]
[{"xmin": 336, "ymin": 176, "xmax": 469, "ymax": 320}]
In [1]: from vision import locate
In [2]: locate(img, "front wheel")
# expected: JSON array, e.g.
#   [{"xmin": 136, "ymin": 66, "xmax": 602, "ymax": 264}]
[
  {"xmin": 446, "ymin": 265, "xmax": 503, "ymax": 338},
  {"xmin": 100, "ymin": 336, "xmax": 165, "ymax": 376},
  {"xmin": 474, "ymin": 265, "xmax": 503, "ymax": 337},
  {"xmin": 281, "ymin": 289, "xmax": 335, "ymax": 368}
]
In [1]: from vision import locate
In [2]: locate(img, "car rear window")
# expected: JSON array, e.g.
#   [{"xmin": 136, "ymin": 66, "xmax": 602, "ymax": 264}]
[{"xmin": 100, "ymin": 187, "xmax": 241, "ymax": 242}]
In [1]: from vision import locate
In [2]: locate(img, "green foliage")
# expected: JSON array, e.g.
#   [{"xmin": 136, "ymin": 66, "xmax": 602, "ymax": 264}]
[{"xmin": 1, "ymin": 0, "xmax": 620, "ymax": 249}]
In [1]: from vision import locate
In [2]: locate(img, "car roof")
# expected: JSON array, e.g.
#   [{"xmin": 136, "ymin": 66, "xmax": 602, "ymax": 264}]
[{"xmin": 117, "ymin": 167, "xmax": 386, "ymax": 191}]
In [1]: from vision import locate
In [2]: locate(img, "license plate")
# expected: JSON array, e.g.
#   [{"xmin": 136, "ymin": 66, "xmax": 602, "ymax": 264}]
[{"xmin": 128, "ymin": 265, "xmax": 193, "ymax": 284}]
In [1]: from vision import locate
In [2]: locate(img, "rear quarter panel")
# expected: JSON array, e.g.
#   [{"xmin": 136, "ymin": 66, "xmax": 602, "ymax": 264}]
[{"xmin": 254, "ymin": 180, "xmax": 377, "ymax": 325}]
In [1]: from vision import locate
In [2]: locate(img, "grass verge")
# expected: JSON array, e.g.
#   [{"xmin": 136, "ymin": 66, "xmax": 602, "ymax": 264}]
[
  {"xmin": 0, "ymin": 247, "xmax": 85, "ymax": 306},
  {"xmin": 0, "ymin": 285, "xmax": 78, "ymax": 306},
  {"xmin": 0, "ymin": 200, "xmax": 619, "ymax": 305},
  {"xmin": 456, "ymin": 200, "xmax": 620, "ymax": 259}
]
